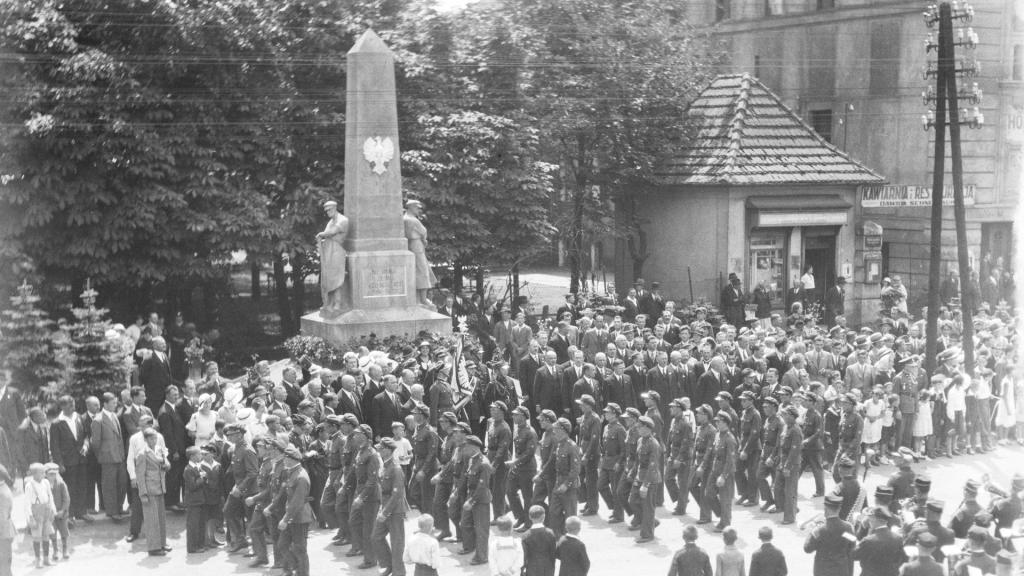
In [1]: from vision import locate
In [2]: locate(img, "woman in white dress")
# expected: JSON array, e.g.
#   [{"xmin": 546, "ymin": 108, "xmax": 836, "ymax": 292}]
[
  {"xmin": 862, "ymin": 385, "xmax": 886, "ymax": 460},
  {"xmin": 186, "ymin": 394, "xmax": 218, "ymax": 446},
  {"xmin": 995, "ymin": 373, "xmax": 1016, "ymax": 445},
  {"xmin": 913, "ymin": 390, "xmax": 933, "ymax": 459}
]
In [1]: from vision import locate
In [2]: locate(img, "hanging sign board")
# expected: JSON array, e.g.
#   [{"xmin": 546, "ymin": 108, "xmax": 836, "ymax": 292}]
[{"xmin": 860, "ymin": 184, "xmax": 975, "ymax": 208}]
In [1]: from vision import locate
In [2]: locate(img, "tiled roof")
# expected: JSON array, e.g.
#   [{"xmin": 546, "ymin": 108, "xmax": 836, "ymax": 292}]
[{"xmin": 656, "ymin": 74, "xmax": 885, "ymax": 186}]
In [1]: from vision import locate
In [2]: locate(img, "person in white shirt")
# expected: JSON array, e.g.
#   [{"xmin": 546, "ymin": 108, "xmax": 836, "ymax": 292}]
[
  {"xmin": 403, "ymin": 514, "xmax": 440, "ymax": 576},
  {"xmin": 126, "ymin": 414, "xmax": 165, "ymax": 542},
  {"xmin": 945, "ymin": 375, "xmax": 967, "ymax": 457},
  {"xmin": 488, "ymin": 515, "xmax": 523, "ymax": 576},
  {"xmin": 391, "ymin": 422, "xmax": 413, "ymax": 476}
]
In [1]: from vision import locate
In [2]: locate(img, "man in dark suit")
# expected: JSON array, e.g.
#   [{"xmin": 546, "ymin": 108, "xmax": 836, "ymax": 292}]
[
  {"xmin": 280, "ymin": 366, "xmax": 304, "ymax": 412},
  {"xmin": 369, "ymin": 375, "xmax": 404, "ymax": 440},
  {"xmin": 622, "ymin": 353, "xmax": 647, "ymax": 411},
  {"xmin": 561, "ymin": 350, "xmax": 586, "ymax": 421},
  {"xmin": 533, "ymin": 351, "xmax": 563, "ymax": 424},
  {"xmin": 336, "ymin": 374, "xmax": 364, "ymax": 423},
  {"xmin": 120, "ymin": 386, "xmax": 154, "ymax": 441},
  {"xmin": 51, "ymin": 395, "xmax": 89, "ymax": 519},
  {"xmin": 519, "ymin": 341, "xmax": 543, "ymax": 415},
  {"xmin": 604, "ymin": 360, "xmax": 633, "ymax": 411},
  {"xmin": 92, "ymin": 392, "xmax": 128, "ymax": 520},
  {"xmin": 721, "ymin": 275, "xmax": 746, "ymax": 328},
  {"xmin": 17, "ymin": 407, "xmax": 50, "ymax": 475},
  {"xmin": 139, "ymin": 337, "xmax": 174, "ymax": 414},
  {"xmin": 548, "ymin": 323, "xmax": 572, "ymax": 364},
  {"xmin": 0, "ymin": 370, "xmax": 26, "ymax": 440},
  {"xmin": 693, "ymin": 358, "xmax": 725, "ymax": 412},
  {"xmin": 361, "ymin": 364, "xmax": 385, "ymax": 426},
  {"xmin": 493, "ymin": 308, "xmax": 514, "ymax": 361},
  {"xmin": 522, "ymin": 505, "xmax": 557, "ymax": 576},
  {"xmin": 766, "ymin": 339, "xmax": 791, "ymax": 378},
  {"xmin": 510, "ymin": 313, "xmax": 533, "ymax": 377},
  {"xmin": 824, "ymin": 277, "xmax": 847, "ymax": 327},
  {"xmin": 645, "ymin": 352, "xmax": 674, "ymax": 424},
  {"xmin": 158, "ymin": 385, "xmax": 188, "ymax": 510},
  {"xmin": 555, "ymin": 294, "xmax": 579, "ymax": 323},
  {"xmin": 555, "ymin": 516, "xmax": 590, "ymax": 576}
]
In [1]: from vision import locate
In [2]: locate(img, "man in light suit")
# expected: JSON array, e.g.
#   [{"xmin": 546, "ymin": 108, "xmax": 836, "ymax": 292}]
[
  {"xmin": 139, "ymin": 337, "xmax": 174, "ymax": 414},
  {"xmin": 510, "ymin": 313, "xmax": 533, "ymax": 378},
  {"xmin": 844, "ymin": 349, "xmax": 876, "ymax": 394},
  {"xmin": 91, "ymin": 392, "xmax": 128, "ymax": 520},
  {"xmin": 50, "ymin": 395, "xmax": 89, "ymax": 519},
  {"xmin": 804, "ymin": 337, "xmax": 835, "ymax": 381}
]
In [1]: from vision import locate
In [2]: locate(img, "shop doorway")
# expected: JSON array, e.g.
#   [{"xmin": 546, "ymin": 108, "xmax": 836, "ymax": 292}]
[
  {"xmin": 803, "ymin": 231, "xmax": 837, "ymax": 304},
  {"xmin": 982, "ymin": 222, "xmax": 1014, "ymax": 274}
]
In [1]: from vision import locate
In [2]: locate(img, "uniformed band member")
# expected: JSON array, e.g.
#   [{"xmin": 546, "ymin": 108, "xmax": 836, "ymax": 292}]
[
  {"xmin": 775, "ymin": 405, "xmax": 803, "ymax": 524},
  {"xmin": 629, "ymin": 415, "xmax": 662, "ymax": 543},
  {"xmin": 372, "ymin": 437, "xmax": 408, "ymax": 576},
  {"xmin": 902, "ymin": 499, "xmax": 954, "ymax": 562},
  {"xmin": 548, "ymin": 418, "xmax": 580, "ymax": 536},
  {"xmin": 834, "ymin": 456, "xmax": 862, "ymax": 522},
  {"xmin": 902, "ymin": 532, "xmax": 944, "ymax": 576},
  {"xmin": 597, "ymin": 403, "xmax": 627, "ymax": 522},
  {"xmin": 507, "ymin": 406, "xmax": 537, "ymax": 531},
  {"xmin": 804, "ymin": 493, "xmax": 855, "ymax": 576},
  {"xmin": 853, "ymin": 506, "xmax": 907, "ymax": 576},
  {"xmin": 459, "ymin": 434, "xmax": 492, "ymax": 565},
  {"xmin": 948, "ymin": 479, "xmax": 981, "ymax": 538}
]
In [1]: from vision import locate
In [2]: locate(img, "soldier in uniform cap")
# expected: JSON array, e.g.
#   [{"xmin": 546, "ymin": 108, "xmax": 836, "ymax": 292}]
[
  {"xmin": 319, "ymin": 416, "xmax": 343, "ymax": 531},
  {"xmin": 598, "ymin": 403, "xmax": 627, "ymax": 522},
  {"xmin": 902, "ymin": 532, "xmax": 944, "ymax": 576},
  {"xmin": 350, "ymin": 424, "xmax": 381, "ymax": 569},
  {"xmin": 987, "ymin": 472, "xmax": 1024, "ymax": 542},
  {"xmin": 630, "ymin": 415, "xmax": 663, "ymax": 543},
  {"xmin": 832, "ymin": 393, "xmax": 863, "ymax": 483},
  {"xmin": 409, "ymin": 404, "xmax": 439, "ymax": 516},
  {"xmin": 735, "ymin": 391, "xmax": 762, "ymax": 506},
  {"xmin": 614, "ymin": 407, "xmax": 642, "ymax": 525},
  {"xmin": 799, "ymin": 390, "xmax": 826, "ymax": 497},
  {"xmin": 804, "ymin": 493, "xmax": 855, "ymax": 576},
  {"xmin": 757, "ymin": 397, "xmax": 783, "ymax": 512},
  {"xmin": 372, "ymin": 437, "xmax": 409, "ymax": 576},
  {"xmin": 485, "ymin": 401, "xmax": 512, "ymax": 519},
  {"xmin": 575, "ymin": 394, "xmax": 602, "ymax": 516},
  {"xmin": 458, "ymin": 435, "xmax": 492, "ymax": 565},
  {"xmin": 948, "ymin": 479, "xmax": 982, "ymax": 538},
  {"xmin": 886, "ymin": 449, "xmax": 916, "ymax": 509},
  {"xmin": 774, "ymin": 405, "xmax": 803, "ymax": 524},
  {"xmin": 909, "ymin": 476, "xmax": 931, "ymax": 520},
  {"xmin": 223, "ymin": 423, "xmax": 258, "ymax": 553},
  {"xmin": 531, "ymin": 410, "xmax": 559, "ymax": 519},
  {"xmin": 431, "ymin": 413, "xmax": 464, "ymax": 541},
  {"xmin": 903, "ymin": 499, "xmax": 955, "ymax": 563},
  {"xmin": 641, "ymin": 391, "xmax": 664, "ymax": 441},
  {"xmin": 691, "ymin": 405, "xmax": 717, "ymax": 523},
  {"xmin": 857, "ymin": 486, "xmax": 895, "ymax": 538},
  {"xmin": 705, "ymin": 411, "xmax": 738, "ymax": 531},
  {"xmin": 507, "ymin": 406, "xmax": 538, "ymax": 532},
  {"xmin": 665, "ymin": 398, "xmax": 695, "ymax": 515},
  {"xmin": 548, "ymin": 418, "xmax": 579, "ymax": 536},
  {"xmin": 446, "ymin": 421, "xmax": 474, "ymax": 544},
  {"xmin": 246, "ymin": 437, "xmax": 285, "ymax": 567},
  {"xmin": 853, "ymin": 506, "xmax": 907, "ymax": 576},
  {"xmin": 333, "ymin": 414, "xmax": 359, "ymax": 546},
  {"xmin": 278, "ymin": 446, "xmax": 313, "ymax": 576},
  {"xmin": 834, "ymin": 456, "xmax": 862, "ymax": 522},
  {"xmin": 953, "ymin": 526, "xmax": 998, "ymax": 576}
]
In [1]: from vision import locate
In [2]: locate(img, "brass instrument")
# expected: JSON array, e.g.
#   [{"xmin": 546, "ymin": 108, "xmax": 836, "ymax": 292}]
[{"xmin": 800, "ymin": 513, "xmax": 825, "ymax": 531}]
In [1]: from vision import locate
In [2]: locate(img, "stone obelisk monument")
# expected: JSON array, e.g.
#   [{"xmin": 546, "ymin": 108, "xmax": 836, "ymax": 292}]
[{"xmin": 300, "ymin": 29, "xmax": 449, "ymax": 345}]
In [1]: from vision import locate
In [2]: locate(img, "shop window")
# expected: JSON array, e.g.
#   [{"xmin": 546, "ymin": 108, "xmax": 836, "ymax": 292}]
[
  {"xmin": 749, "ymin": 230, "xmax": 787, "ymax": 307},
  {"xmin": 810, "ymin": 109, "xmax": 833, "ymax": 142}
]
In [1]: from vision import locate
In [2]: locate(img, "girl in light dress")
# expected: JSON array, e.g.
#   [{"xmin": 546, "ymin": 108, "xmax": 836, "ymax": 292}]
[
  {"xmin": 913, "ymin": 389, "xmax": 933, "ymax": 459},
  {"xmin": 186, "ymin": 393, "xmax": 218, "ymax": 446},
  {"xmin": 994, "ymin": 373, "xmax": 1016, "ymax": 445},
  {"xmin": 24, "ymin": 462, "xmax": 56, "ymax": 568}
]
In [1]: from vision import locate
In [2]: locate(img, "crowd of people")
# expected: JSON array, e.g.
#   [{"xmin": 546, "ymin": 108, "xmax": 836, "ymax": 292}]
[{"xmin": 0, "ymin": 272, "xmax": 1021, "ymax": 576}]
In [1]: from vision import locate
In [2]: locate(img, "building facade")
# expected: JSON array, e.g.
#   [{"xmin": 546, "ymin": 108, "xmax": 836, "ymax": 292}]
[{"xmin": 683, "ymin": 0, "xmax": 1021, "ymax": 313}]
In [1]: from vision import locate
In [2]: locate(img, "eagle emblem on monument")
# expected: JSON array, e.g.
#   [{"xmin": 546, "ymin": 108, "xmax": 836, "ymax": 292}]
[{"xmin": 363, "ymin": 136, "xmax": 395, "ymax": 175}]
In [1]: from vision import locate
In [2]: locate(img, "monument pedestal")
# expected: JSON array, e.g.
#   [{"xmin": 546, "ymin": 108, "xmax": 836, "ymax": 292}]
[{"xmin": 301, "ymin": 249, "xmax": 450, "ymax": 346}]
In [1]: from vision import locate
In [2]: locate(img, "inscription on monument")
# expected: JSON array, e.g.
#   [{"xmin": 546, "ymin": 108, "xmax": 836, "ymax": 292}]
[{"xmin": 365, "ymin": 266, "xmax": 406, "ymax": 297}]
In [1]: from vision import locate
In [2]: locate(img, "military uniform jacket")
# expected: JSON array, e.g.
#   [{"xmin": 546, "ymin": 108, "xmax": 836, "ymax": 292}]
[
  {"xmin": 836, "ymin": 477, "xmax": 861, "ymax": 521},
  {"xmin": 231, "ymin": 443, "xmax": 260, "ymax": 496},
  {"xmin": 779, "ymin": 423, "xmax": 803, "ymax": 475},
  {"xmin": 760, "ymin": 414, "xmax": 783, "ymax": 466},
  {"xmin": 537, "ymin": 430, "xmax": 556, "ymax": 481},
  {"xmin": 510, "ymin": 425, "xmax": 538, "ymax": 475},
  {"xmin": 326, "ymin": 432, "xmax": 346, "ymax": 481},
  {"xmin": 645, "ymin": 407, "xmax": 664, "ymax": 441},
  {"xmin": 837, "ymin": 410, "xmax": 863, "ymax": 457},
  {"xmin": 253, "ymin": 457, "xmax": 280, "ymax": 507},
  {"xmin": 989, "ymin": 494, "xmax": 1022, "ymax": 529},
  {"xmin": 464, "ymin": 454, "xmax": 493, "ymax": 506},
  {"xmin": 379, "ymin": 457, "xmax": 409, "ymax": 518},
  {"xmin": 599, "ymin": 420, "xmax": 626, "ymax": 471},
  {"xmin": 739, "ymin": 406, "xmax": 762, "ymax": 457},
  {"xmin": 623, "ymin": 425, "xmax": 641, "ymax": 479},
  {"xmin": 902, "ymin": 520, "xmax": 955, "ymax": 561},
  {"xmin": 693, "ymin": 423, "xmax": 716, "ymax": 473},
  {"xmin": 412, "ymin": 424, "xmax": 440, "ymax": 476},
  {"xmin": 900, "ymin": 556, "xmax": 945, "ymax": 576},
  {"xmin": 801, "ymin": 408, "xmax": 824, "ymax": 451},
  {"xmin": 340, "ymin": 436, "xmax": 358, "ymax": 488},
  {"xmin": 437, "ymin": 434, "xmax": 459, "ymax": 483},
  {"xmin": 853, "ymin": 527, "xmax": 908, "ymax": 576},
  {"xmin": 886, "ymin": 469, "xmax": 915, "ymax": 505},
  {"xmin": 709, "ymin": 431, "xmax": 737, "ymax": 478},
  {"xmin": 636, "ymin": 436, "xmax": 662, "ymax": 485},
  {"xmin": 354, "ymin": 446, "xmax": 381, "ymax": 502},
  {"xmin": 949, "ymin": 499, "xmax": 981, "ymax": 538},
  {"xmin": 281, "ymin": 465, "xmax": 314, "ymax": 525},
  {"xmin": 667, "ymin": 416, "xmax": 694, "ymax": 466},
  {"xmin": 486, "ymin": 419, "xmax": 512, "ymax": 465},
  {"xmin": 803, "ymin": 516, "xmax": 855, "ymax": 576},
  {"xmin": 577, "ymin": 412, "xmax": 601, "ymax": 466},
  {"xmin": 553, "ymin": 439, "xmax": 581, "ymax": 490}
]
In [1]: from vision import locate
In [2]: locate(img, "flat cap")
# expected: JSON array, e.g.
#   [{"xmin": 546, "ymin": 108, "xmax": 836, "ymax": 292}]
[
  {"xmin": 739, "ymin": 391, "xmax": 756, "ymax": 401},
  {"xmin": 575, "ymin": 395, "xmax": 596, "ymax": 408},
  {"xmin": 624, "ymin": 407, "xmax": 642, "ymax": 420},
  {"xmin": 224, "ymin": 423, "xmax": 246, "ymax": 435},
  {"xmin": 283, "ymin": 446, "xmax": 303, "ymax": 461},
  {"xmin": 341, "ymin": 414, "xmax": 360, "ymax": 427},
  {"xmin": 512, "ymin": 406, "xmax": 531, "ymax": 419},
  {"xmin": 916, "ymin": 532, "xmax": 937, "ymax": 548},
  {"xmin": 465, "ymin": 435, "xmax": 484, "ymax": 450},
  {"xmin": 378, "ymin": 437, "xmax": 397, "ymax": 451},
  {"xmin": 824, "ymin": 493, "xmax": 844, "ymax": 507},
  {"xmin": 779, "ymin": 386, "xmax": 794, "ymax": 396},
  {"xmin": 638, "ymin": 416, "xmax": 655, "ymax": 429},
  {"xmin": 840, "ymin": 392, "xmax": 858, "ymax": 404},
  {"xmin": 763, "ymin": 397, "xmax": 780, "ymax": 408},
  {"xmin": 967, "ymin": 525, "xmax": 989, "ymax": 542},
  {"xmin": 875, "ymin": 485, "xmax": 894, "ymax": 499},
  {"xmin": 455, "ymin": 422, "xmax": 472, "ymax": 434},
  {"xmin": 964, "ymin": 479, "xmax": 980, "ymax": 495},
  {"xmin": 603, "ymin": 403, "xmax": 622, "ymax": 415},
  {"xmin": 440, "ymin": 411, "xmax": 459, "ymax": 425},
  {"xmin": 696, "ymin": 404, "xmax": 714, "ymax": 417},
  {"xmin": 714, "ymin": 411, "xmax": 732, "ymax": 425},
  {"xmin": 782, "ymin": 406, "xmax": 799, "ymax": 419},
  {"xmin": 540, "ymin": 409, "xmax": 558, "ymax": 422},
  {"xmin": 555, "ymin": 418, "xmax": 573, "ymax": 434},
  {"xmin": 490, "ymin": 401, "xmax": 508, "ymax": 413},
  {"xmin": 325, "ymin": 415, "xmax": 343, "ymax": 427},
  {"xmin": 642, "ymin": 390, "xmax": 661, "ymax": 402},
  {"xmin": 871, "ymin": 506, "xmax": 893, "ymax": 520},
  {"xmin": 353, "ymin": 424, "xmax": 373, "ymax": 438},
  {"xmin": 926, "ymin": 499, "xmax": 944, "ymax": 513},
  {"xmin": 412, "ymin": 404, "xmax": 430, "ymax": 417},
  {"xmin": 914, "ymin": 476, "xmax": 932, "ymax": 490},
  {"xmin": 669, "ymin": 398, "xmax": 686, "ymax": 409},
  {"xmin": 715, "ymin": 391, "xmax": 733, "ymax": 402}
]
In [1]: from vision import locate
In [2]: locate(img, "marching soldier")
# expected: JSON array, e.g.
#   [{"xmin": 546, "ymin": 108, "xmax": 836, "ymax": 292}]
[
  {"xmin": 409, "ymin": 405, "xmax": 439, "ymax": 515},
  {"xmin": 706, "ymin": 411, "xmax": 737, "ymax": 532},
  {"xmin": 372, "ymin": 438, "xmax": 408, "ymax": 576},
  {"xmin": 446, "ymin": 422, "xmax": 473, "ymax": 543},
  {"xmin": 319, "ymin": 416, "xmax": 343, "ymax": 531},
  {"xmin": 549, "ymin": 418, "xmax": 580, "ymax": 536},
  {"xmin": 641, "ymin": 392, "xmax": 665, "ymax": 441},
  {"xmin": 278, "ymin": 446, "xmax": 313, "ymax": 576},
  {"xmin": 666, "ymin": 398, "xmax": 694, "ymax": 516},
  {"xmin": 757, "ymin": 397, "xmax": 783, "ymax": 512},
  {"xmin": 485, "ymin": 401, "xmax": 512, "ymax": 519},
  {"xmin": 775, "ymin": 405, "xmax": 802, "ymax": 524},
  {"xmin": 598, "ymin": 403, "xmax": 627, "ymax": 522},
  {"xmin": 803, "ymin": 493, "xmax": 855, "ymax": 576},
  {"xmin": 735, "ymin": 391, "xmax": 761, "ymax": 506},
  {"xmin": 576, "ymin": 395, "xmax": 602, "ymax": 516},
  {"xmin": 630, "ymin": 415, "xmax": 663, "ymax": 544},
  {"xmin": 223, "ymin": 423, "xmax": 259, "ymax": 553},
  {"xmin": 334, "ymin": 415, "xmax": 359, "ymax": 548},
  {"xmin": 832, "ymin": 393, "xmax": 863, "ymax": 483},
  {"xmin": 948, "ymin": 479, "xmax": 981, "ymax": 538},
  {"xmin": 908, "ymin": 476, "xmax": 931, "ymax": 520},
  {"xmin": 459, "ymin": 435, "xmax": 492, "ymax": 566},
  {"xmin": 691, "ymin": 405, "xmax": 716, "ymax": 524},
  {"xmin": 349, "ymin": 424, "xmax": 381, "ymax": 570},
  {"xmin": 613, "ymin": 407, "xmax": 642, "ymax": 525},
  {"xmin": 987, "ymin": 472, "xmax": 1024, "ymax": 545},
  {"xmin": 799, "ymin": 392, "xmax": 826, "ymax": 497},
  {"xmin": 508, "ymin": 406, "xmax": 537, "ymax": 532},
  {"xmin": 246, "ymin": 437, "xmax": 285, "ymax": 568},
  {"xmin": 531, "ymin": 410, "xmax": 559, "ymax": 517},
  {"xmin": 429, "ymin": 412, "xmax": 461, "ymax": 541}
]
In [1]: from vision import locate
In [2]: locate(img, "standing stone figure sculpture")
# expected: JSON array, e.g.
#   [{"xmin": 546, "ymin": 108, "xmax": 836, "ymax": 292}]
[
  {"xmin": 316, "ymin": 200, "xmax": 350, "ymax": 318},
  {"xmin": 403, "ymin": 199, "xmax": 437, "ymax": 307}
]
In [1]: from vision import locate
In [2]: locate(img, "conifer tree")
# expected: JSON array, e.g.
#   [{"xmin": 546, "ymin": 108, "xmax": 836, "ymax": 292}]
[
  {"xmin": 0, "ymin": 281, "xmax": 63, "ymax": 400},
  {"xmin": 65, "ymin": 282, "xmax": 129, "ymax": 399}
]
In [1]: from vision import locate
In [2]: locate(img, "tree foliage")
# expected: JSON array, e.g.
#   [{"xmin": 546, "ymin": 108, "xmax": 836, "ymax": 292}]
[
  {"xmin": 62, "ymin": 284, "xmax": 129, "ymax": 400},
  {"xmin": 0, "ymin": 282, "xmax": 64, "ymax": 400}
]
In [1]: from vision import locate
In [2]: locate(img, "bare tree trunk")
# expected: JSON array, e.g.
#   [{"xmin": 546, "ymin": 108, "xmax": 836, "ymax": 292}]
[
  {"xmin": 453, "ymin": 260, "xmax": 464, "ymax": 294},
  {"xmin": 251, "ymin": 261, "xmax": 261, "ymax": 302}
]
